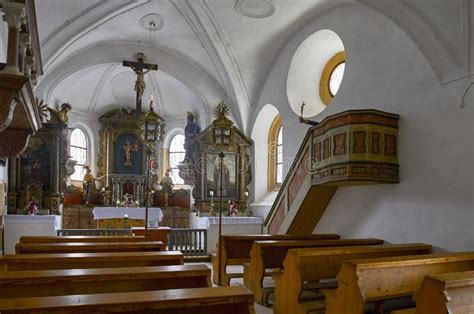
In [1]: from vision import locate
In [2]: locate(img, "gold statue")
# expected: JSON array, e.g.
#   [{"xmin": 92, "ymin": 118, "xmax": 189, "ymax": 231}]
[
  {"xmin": 58, "ymin": 103, "xmax": 72, "ymax": 124},
  {"xmin": 160, "ymin": 170, "xmax": 174, "ymax": 207},
  {"xmin": 83, "ymin": 165, "xmax": 95, "ymax": 205}
]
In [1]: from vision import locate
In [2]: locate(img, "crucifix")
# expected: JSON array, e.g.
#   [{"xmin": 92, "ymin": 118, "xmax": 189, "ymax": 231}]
[{"xmin": 123, "ymin": 52, "xmax": 158, "ymax": 114}]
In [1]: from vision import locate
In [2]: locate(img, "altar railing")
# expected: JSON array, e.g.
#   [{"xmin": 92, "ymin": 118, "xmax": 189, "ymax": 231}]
[{"xmin": 168, "ymin": 229, "xmax": 207, "ymax": 256}]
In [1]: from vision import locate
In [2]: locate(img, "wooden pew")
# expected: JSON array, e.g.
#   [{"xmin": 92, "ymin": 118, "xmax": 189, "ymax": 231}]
[
  {"xmin": 0, "ymin": 251, "xmax": 183, "ymax": 271},
  {"xmin": 325, "ymin": 251, "xmax": 474, "ymax": 314},
  {"xmin": 15, "ymin": 241, "xmax": 164, "ymax": 254},
  {"xmin": 244, "ymin": 238, "xmax": 384, "ymax": 305},
  {"xmin": 0, "ymin": 286, "xmax": 255, "ymax": 314},
  {"xmin": 412, "ymin": 270, "xmax": 474, "ymax": 314},
  {"xmin": 0, "ymin": 264, "xmax": 211, "ymax": 298},
  {"xmin": 212, "ymin": 233, "xmax": 340, "ymax": 286},
  {"xmin": 274, "ymin": 243, "xmax": 432, "ymax": 314},
  {"xmin": 19, "ymin": 235, "xmax": 147, "ymax": 243}
]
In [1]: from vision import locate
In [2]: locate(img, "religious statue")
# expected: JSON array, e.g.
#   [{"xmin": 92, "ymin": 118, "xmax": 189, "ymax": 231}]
[
  {"xmin": 25, "ymin": 197, "xmax": 38, "ymax": 215},
  {"xmin": 58, "ymin": 103, "xmax": 72, "ymax": 124},
  {"xmin": 122, "ymin": 53, "xmax": 158, "ymax": 113},
  {"xmin": 183, "ymin": 112, "xmax": 200, "ymax": 163},
  {"xmin": 160, "ymin": 170, "xmax": 174, "ymax": 207},
  {"xmin": 83, "ymin": 165, "xmax": 95, "ymax": 205},
  {"xmin": 229, "ymin": 200, "xmax": 239, "ymax": 217},
  {"xmin": 122, "ymin": 139, "xmax": 139, "ymax": 166}
]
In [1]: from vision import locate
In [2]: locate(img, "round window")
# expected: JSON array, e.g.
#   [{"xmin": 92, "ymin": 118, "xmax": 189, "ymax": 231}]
[{"xmin": 319, "ymin": 51, "xmax": 346, "ymax": 105}]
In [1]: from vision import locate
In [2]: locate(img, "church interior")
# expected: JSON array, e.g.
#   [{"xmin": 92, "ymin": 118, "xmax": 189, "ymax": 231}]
[{"xmin": 0, "ymin": 0, "xmax": 473, "ymax": 313}]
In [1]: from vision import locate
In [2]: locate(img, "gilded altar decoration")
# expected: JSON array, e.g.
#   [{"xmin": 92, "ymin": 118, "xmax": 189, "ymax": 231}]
[
  {"xmin": 192, "ymin": 101, "xmax": 253, "ymax": 213},
  {"xmin": 57, "ymin": 103, "xmax": 71, "ymax": 124}
]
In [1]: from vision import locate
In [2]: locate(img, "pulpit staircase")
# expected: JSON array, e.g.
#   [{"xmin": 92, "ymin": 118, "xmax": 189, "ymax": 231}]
[{"xmin": 264, "ymin": 110, "xmax": 400, "ymax": 235}]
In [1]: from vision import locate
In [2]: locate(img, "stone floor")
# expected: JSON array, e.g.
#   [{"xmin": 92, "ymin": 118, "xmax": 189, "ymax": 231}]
[{"xmin": 192, "ymin": 262, "xmax": 273, "ymax": 314}]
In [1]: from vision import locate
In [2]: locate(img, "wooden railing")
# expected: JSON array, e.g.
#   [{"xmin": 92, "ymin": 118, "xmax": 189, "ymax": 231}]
[
  {"xmin": 56, "ymin": 229, "xmax": 132, "ymax": 236},
  {"xmin": 56, "ymin": 228, "xmax": 208, "ymax": 256},
  {"xmin": 168, "ymin": 229, "xmax": 207, "ymax": 256}
]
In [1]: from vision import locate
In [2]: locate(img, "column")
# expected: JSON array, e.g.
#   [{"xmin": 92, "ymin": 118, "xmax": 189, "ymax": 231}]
[{"xmin": 1, "ymin": 1, "xmax": 26, "ymax": 75}]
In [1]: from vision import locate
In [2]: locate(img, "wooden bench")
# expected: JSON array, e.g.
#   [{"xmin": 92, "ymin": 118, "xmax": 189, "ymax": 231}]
[
  {"xmin": 212, "ymin": 233, "xmax": 340, "ymax": 286},
  {"xmin": 244, "ymin": 238, "xmax": 384, "ymax": 305},
  {"xmin": 0, "ymin": 286, "xmax": 255, "ymax": 314},
  {"xmin": 325, "ymin": 251, "xmax": 474, "ymax": 314},
  {"xmin": 0, "ymin": 251, "xmax": 183, "ymax": 271},
  {"xmin": 412, "ymin": 270, "xmax": 474, "ymax": 314},
  {"xmin": 15, "ymin": 241, "xmax": 164, "ymax": 254},
  {"xmin": 0, "ymin": 264, "xmax": 211, "ymax": 298},
  {"xmin": 274, "ymin": 243, "xmax": 432, "ymax": 314},
  {"xmin": 19, "ymin": 235, "xmax": 147, "ymax": 243}
]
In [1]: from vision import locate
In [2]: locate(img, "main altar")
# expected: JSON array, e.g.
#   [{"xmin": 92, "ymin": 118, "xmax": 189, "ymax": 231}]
[{"xmin": 92, "ymin": 207, "xmax": 163, "ymax": 229}]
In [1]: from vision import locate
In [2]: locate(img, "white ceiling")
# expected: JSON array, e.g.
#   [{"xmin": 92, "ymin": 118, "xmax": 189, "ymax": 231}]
[{"xmin": 33, "ymin": 0, "xmax": 349, "ymax": 130}]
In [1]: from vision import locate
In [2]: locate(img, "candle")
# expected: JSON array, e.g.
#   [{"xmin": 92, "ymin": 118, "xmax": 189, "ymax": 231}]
[
  {"xmin": 101, "ymin": 187, "xmax": 105, "ymax": 192},
  {"xmin": 210, "ymin": 191, "xmax": 214, "ymax": 197},
  {"xmin": 124, "ymin": 214, "xmax": 129, "ymax": 219},
  {"xmin": 245, "ymin": 191, "xmax": 249, "ymax": 197}
]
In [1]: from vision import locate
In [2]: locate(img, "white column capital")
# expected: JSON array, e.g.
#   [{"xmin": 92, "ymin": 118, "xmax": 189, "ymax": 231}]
[{"xmin": 1, "ymin": 1, "xmax": 26, "ymax": 29}]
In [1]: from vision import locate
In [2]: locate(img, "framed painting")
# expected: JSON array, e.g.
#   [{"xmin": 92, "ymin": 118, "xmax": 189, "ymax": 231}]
[{"xmin": 205, "ymin": 153, "xmax": 237, "ymax": 199}]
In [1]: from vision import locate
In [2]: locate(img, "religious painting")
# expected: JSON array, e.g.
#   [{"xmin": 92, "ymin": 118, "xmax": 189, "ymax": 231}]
[
  {"xmin": 114, "ymin": 133, "xmax": 142, "ymax": 175},
  {"xmin": 205, "ymin": 153, "xmax": 237, "ymax": 199},
  {"xmin": 20, "ymin": 137, "xmax": 51, "ymax": 191}
]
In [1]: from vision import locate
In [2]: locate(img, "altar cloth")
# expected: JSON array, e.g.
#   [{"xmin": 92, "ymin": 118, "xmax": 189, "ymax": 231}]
[{"xmin": 92, "ymin": 207, "xmax": 163, "ymax": 222}]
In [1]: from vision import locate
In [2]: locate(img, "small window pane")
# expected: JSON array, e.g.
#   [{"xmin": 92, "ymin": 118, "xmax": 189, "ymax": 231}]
[
  {"xmin": 169, "ymin": 134, "xmax": 185, "ymax": 185},
  {"xmin": 329, "ymin": 62, "xmax": 345, "ymax": 96},
  {"xmin": 70, "ymin": 129, "xmax": 88, "ymax": 181}
]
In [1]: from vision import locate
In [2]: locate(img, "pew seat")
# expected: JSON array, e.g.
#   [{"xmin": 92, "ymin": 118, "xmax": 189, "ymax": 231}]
[
  {"xmin": 0, "ymin": 264, "xmax": 211, "ymax": 298},
  {"xmin": 0, "ymin": 251, "xmax": 183, "ymax": 271},
  {"xmin": 15, "ymin": 241, "xmax": 164, "ymax": 254},
  {"xmin": 244, "ymin": 238, "xmax": 384, "ymax": 304},
  {"xmin": 326, "ymin": 251, "xmax": 474, "ymax": 314},
  {"xmin": 19, "ymin": 235, "xmax": 147, "ymax": 243},
  {"xmin": 413, "ymin": 270, "xmax": 474, "ymax": 314},
  {"xmin": 213, "ymin": 233, "xmax": 340, "ymax": 286},
  {"xmin": 274, "ymin": 243, "xmax": 432, "ymax": 314},
  {"xmin": 0, "ymin": 286, "xmax": 255, "ymax": 314}
]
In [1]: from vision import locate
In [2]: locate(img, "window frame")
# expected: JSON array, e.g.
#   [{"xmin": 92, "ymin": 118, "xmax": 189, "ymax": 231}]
[
  {"xmin": 69, "ymin": 128, "xmax": 88, "ymax": 182},
  {"xmin": 319, "ymin": 51, "xmax": 346, "ymax": 105},
  {"xmin": 268, "ymin": 115, "xmax": 282, "ymax": 191},
  {"xmin": 168, "ymin": 134, "xmax": 186, "ymax": 185}
]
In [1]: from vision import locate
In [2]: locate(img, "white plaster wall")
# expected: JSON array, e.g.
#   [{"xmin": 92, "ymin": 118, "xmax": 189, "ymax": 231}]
[{"xmin": 252, "ymin": 4, "xmax": 474, "ymax": 252}]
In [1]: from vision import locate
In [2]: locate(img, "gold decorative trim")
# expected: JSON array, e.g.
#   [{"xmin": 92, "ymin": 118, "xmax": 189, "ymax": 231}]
[
  {"xmin": 267, "ymin": 115, "xmax": 282, "ymax": 191},
  {"xmin": 319, "ymin": 51, "xmax": 346, "ymax": 106}
]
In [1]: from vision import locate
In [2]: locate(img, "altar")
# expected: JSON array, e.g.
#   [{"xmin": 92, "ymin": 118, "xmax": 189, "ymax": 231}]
[
  {"xmin": 92, "ymin": 207, "xmax": 163, "ymax": 229},
  {"xmin": 190, "ymin": 214, "xmax": 264, "ymax": 253},
  {"xmin": 3, "ymin": 215, "xmax": 62, "ymax": 254}
]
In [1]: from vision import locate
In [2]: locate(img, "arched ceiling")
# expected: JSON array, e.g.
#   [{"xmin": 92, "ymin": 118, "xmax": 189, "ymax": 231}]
[
  {"xmin": 34, "ymin": 0, "xmax": 352, "ymax": 131},
  {"xmin": 30, "ymin": 0, "xmax": 472, "ymax": 130}
]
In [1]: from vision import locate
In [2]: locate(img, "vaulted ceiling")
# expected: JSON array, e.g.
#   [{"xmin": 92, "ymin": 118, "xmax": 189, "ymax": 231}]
[{"xmin": 33, "ymin": 0, "xmax": 350, "ymax": 130}]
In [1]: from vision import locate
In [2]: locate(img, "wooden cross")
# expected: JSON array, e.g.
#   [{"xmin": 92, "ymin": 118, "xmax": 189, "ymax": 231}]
[{"xmin": 122, "ymin": 52, "xmax": 158, "ymax": 114}]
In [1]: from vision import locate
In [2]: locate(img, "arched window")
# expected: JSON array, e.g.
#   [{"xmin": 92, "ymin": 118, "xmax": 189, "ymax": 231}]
[
  {"xmin": 168, "ymin": 134, "xmax": 185, "ymax": 185},
  {"xmin": 70, "ymin": 128, "xmax": 88, "ymax": 181},
  {"xmin": 268, "ymin": 115, "xmax": 283, "ymax": 190},
  {"xmin": 320, "ymin": 51, "xmax": 346, "ymax": 105}
]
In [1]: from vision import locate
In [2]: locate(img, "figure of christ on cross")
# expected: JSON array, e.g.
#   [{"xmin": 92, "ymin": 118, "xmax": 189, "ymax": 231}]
[{"xmin": 122, "ymin": 52, "xmax": 158, "ymax": 114}]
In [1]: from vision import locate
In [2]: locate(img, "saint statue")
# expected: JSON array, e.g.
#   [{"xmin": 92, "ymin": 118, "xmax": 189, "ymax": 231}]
[
  {"xmin": 229, "ymin": 200, "xmax": 239, "ymax": 217},
  {"xmin": 160, "ymin": 170, "xmax": 174, "ymax": 207},
  {"xmin": 123, "ymin": 139, "xmax": 134, "ymax": 166},
  {"xmin": 58, "ymin": 103, "xmax": 72, "ymax": 124},
  {"xmin": 83, "ymin": 165, "xmax": 95, "ymax": 205},
  {"xmin": 183, "ymin": 112, "xmax": 200, "ymax": 163},
  {"xmin": 25, "ymin": 197, "xmax": 38, "ymax": 215}
]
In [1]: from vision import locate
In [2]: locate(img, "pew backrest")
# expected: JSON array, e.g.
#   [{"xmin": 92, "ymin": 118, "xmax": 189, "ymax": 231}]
[
  {"xmin": 0, "ymin": 286, "xmax": 255, "ymax": 314},
  {"xmin": 19, "ymin": 236, "xmax": 147, "ymax": 243},
  {"xmin": 274, "ymin": 243, "xmax": 432, "ymax": 314},
  {"xmin": 0, "ymin": 264, "xmax": 211, "ymax": 298},
  {"xmin": 15, "ymin": 241, "xmax": 164, "ymax": 254},
  {"xmin": 0, "ymin": 251, "xmax": 184, "ymax": 271},
  {"xmin": 413, "ymin": 270, "xmax": 474, "ymax": 314},
  {"xmin": 326, "ymin": 251, "xmax": 474, "ymax": 314}
]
